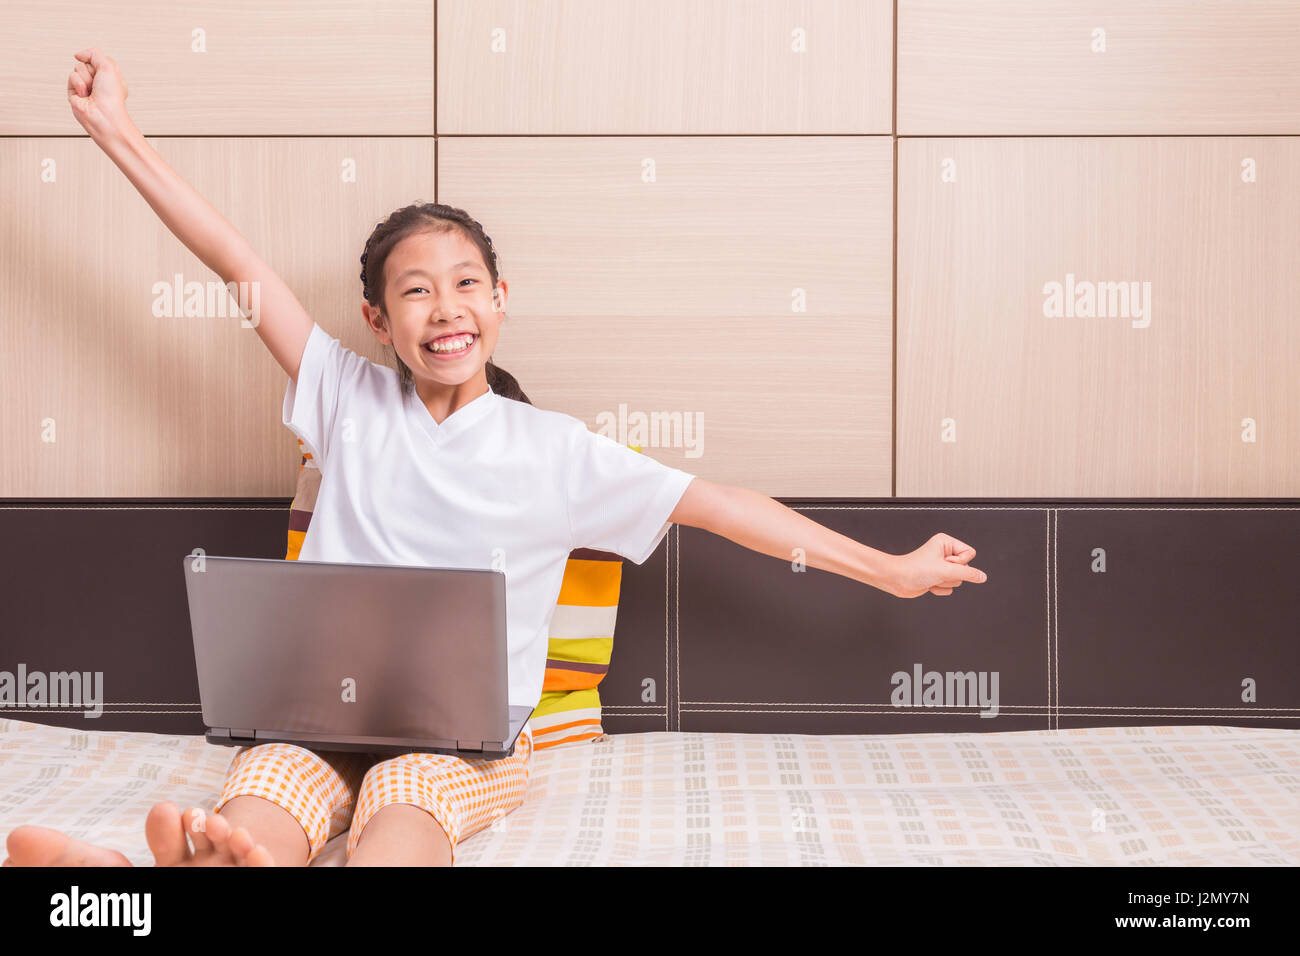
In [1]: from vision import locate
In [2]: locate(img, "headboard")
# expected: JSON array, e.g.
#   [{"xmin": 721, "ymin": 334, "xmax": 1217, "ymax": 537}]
[{"xmin": 1, "ymin": 498, "xmax": 1296, "ymax": 735}]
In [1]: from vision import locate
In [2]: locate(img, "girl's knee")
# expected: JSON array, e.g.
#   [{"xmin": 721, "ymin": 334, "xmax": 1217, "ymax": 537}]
[
  {"xmin": 218, "ymin": 743, "xmax": 361, "ymax": 861},
  {"xmin": 227, "ymin": 741, "xmax": 319, "ymax": 769},
  {"xmin": 362, "ymin": 751, "xmax": 455, "ymax": 783}
]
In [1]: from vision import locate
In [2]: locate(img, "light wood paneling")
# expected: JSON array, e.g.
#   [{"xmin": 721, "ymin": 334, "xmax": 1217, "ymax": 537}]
[
  {"xmin": 440, "ymin": 136, "xmax": 893, "ymax": 497},
  {"xmin": 897, "ymin": 137, "xmax": 1300, "ymax": 496},
  {"xmin": 438, "ymin": 0, "xmax": 892, "ymax": 134},
  {"xmin": 899, "ymin": 0, "xmax": 1300, "ymax": 135},
  {"xmin": 0, "ymin": 137, "xmax": 434, "ymax": 496},
  {"xmin": 0, "ymin": 1, "xmax": 434, "ymax": 135}
]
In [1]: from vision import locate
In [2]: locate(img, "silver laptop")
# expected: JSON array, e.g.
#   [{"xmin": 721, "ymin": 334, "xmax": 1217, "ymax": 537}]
[{"xmin": 182, "ymin": 555, "xmax": 533, "ymax": 759}]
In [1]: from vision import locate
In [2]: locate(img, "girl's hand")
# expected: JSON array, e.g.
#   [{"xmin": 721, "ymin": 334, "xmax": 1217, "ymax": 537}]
[
  {"xmin": 67, "ymin": 48, "xmax": 135, "ymax": 142},
  {"xmin": 883, "ymin": 533, "xmax": 987, "ymax": 599}
]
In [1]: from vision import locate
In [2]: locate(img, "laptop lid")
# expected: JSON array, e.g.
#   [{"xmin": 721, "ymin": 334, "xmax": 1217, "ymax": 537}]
[{"xmin": 182, "ymin": 554, "xmax": 523, "ymax": 754}]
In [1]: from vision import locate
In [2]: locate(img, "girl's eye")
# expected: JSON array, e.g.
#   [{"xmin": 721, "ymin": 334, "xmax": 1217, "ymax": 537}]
[{"xmin": 405, "ymin": 279, "xmax": 475, "ymax": 294}]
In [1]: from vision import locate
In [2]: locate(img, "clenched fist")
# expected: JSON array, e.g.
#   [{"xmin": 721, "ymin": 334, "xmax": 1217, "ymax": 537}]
[
  {"xmin": 883, "ymin": 533, "xmax": 988, "ymax": 598},
  {"xmin": 67, "ymin": 47, "xmax": 134, "ymax": 142}
]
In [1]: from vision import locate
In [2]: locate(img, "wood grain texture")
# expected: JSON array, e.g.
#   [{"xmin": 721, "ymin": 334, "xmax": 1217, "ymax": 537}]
[
  {"xmin": 897, "ymin": 136, "xmax": 1300, "ymax": 496},
  {"xmin": 438, "ymin": 0, "xmax": 892, "ymax": 134},
  {"xmin": 899, "ymin": 0, "xmax": 1300, "ymax": 135},
  {"xmin": 0, "ymin": 0, "xmax": 434, "ymax": 135},
  {"xmin": 439, "ymin": 136, "xmax": 894, "ymax": 497},
  {"xmin": 0, "ymin": 137, "xmax": 434, "ymax": 496}
]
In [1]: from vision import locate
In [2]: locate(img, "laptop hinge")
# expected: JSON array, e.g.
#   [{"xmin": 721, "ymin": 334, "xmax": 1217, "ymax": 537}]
[
  {"xmin": 456, "ymin": 740, "xmax": 484, "ymax": 753},
  {"xmin": 229, "ymin": 728, "xmax": 257, "ymax": 742}
]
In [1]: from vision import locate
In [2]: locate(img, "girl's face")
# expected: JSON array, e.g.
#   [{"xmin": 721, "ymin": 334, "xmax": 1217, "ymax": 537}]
[{"xmin": 362, "ymin": 227, "xmax": 507, "ymax": 391}]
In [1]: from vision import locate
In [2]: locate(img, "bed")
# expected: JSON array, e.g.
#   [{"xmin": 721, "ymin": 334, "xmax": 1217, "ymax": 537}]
[
  {"xmin": 4, "ymin": 499, "xmax": 1299, "ymax": 866},
  {"xmin": 2, "ymin": 716, "xmax": 1295, "ymax": 866}
]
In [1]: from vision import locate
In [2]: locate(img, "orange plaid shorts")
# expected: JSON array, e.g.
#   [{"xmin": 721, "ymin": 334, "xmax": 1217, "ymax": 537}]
[{"xmin": 212, "ymin": 723, "xmax": 532, "ymax": 865}]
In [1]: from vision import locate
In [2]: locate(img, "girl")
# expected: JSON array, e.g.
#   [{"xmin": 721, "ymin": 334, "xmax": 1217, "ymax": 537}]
[{"xmin": 4, "ymin": 48, "xmax": 986, "ymax": 868}]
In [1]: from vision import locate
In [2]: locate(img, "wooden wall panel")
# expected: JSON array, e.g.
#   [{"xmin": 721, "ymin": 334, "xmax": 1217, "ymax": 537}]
[
  {"xmin": 4, "ymin": 3, "xmax": 1297, "ymax": 499},
  {"xmin": 899, "ymin": 0, "xmax": 1300, "ymax": 135},
  {"xmin": 897, "ymin": 136, "xmax": 1300, "ymax": 497},
  {"xmin": 439, "ymin": 136, "xmax": 893, "ymax": 497},
  {"xmin": 0, "ymin": 137, "xmax": 434, "ymax": 496},
  {"xmin": 438, "ymin": 0, "xmax": 892, "ymax": 134},
  {"xmin": 0, "ymin": 0, "xmax": 434, "ymax": 135}
]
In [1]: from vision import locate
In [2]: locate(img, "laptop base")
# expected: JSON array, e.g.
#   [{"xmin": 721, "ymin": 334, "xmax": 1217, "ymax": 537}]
[{"xmin": 206, "ymin": 706, "xmax": 534, "ymax": 760}]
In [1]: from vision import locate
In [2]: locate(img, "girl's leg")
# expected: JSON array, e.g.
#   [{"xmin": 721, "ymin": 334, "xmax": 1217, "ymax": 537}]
[
  {"xmin": 347, "ymin": 803, "xmax": 453, "ymax": 866},
  {"xmin": 4, "ymin": 742, "xmax": 371, "ymax": 867},
  {"xmin": 346, "ymin": 723, "xmax": 534, "ymax": 867},
  {"xmin": 2, "ymin": 795, "xmax": 304, "ymax": 868},
  {"xmin": 211, "ymin": 742, "xmax": 372, "ymax": 866},
  {"xmin": 189, "ymin": 796, "xmax": 308, "ymax": 866}
]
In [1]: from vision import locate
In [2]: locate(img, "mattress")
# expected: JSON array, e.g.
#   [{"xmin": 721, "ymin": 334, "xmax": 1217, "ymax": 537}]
[{"xmin": 1, "ymin": 717, "xmax": 1295, "ymax": 866}]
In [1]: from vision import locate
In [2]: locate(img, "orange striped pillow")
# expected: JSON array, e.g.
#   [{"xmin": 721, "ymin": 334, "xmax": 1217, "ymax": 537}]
[
  {"xmin": 285, "ymin": 439, "xmax": 620, "ymax": 750},
  {"xmin": 284, "ymin": 443, "xmax": 320, "ymax": 562},
  {"xmin": 530, "ymin": 548, "xmax": 622, "ymax": 749}
]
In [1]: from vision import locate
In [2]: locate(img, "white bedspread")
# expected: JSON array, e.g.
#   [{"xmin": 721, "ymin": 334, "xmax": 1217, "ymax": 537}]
[{"xmin": 1, "ymin": 718, "xmax": 1295, "ymax": 866}]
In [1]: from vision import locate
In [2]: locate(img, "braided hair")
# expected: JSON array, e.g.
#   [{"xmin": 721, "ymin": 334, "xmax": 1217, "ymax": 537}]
[{"xmin": 359, "ymin": 202, "xmax": 531, "ymax": 404}]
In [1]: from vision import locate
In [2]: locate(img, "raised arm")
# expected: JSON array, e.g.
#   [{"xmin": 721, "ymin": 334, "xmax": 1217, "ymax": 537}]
[
  {"xmin": 669, "ymin": 478, "xmax": 988, "ymax": 599},
  {"xmin": 66, "ymin": 47, "xmax": 314, "ymax": 383}
]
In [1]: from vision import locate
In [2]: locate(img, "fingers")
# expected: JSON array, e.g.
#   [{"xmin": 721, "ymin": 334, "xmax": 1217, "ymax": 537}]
[
  {"xmin": 70, "ymin": 51, "xmax": 96, "ymax": 107},
  {"xmin": 946, "ymin": 541, "xmax": 975, "ymax": 562},
  {"xmin": 928, "ymin": 561, "xmax": 988, "ymax": 593},
  {"xmin": 929, "ymin": 531, "xmax": 975, "ymax": 560},
  {"xmin": 959, "ymin": 563, "xmax": 987, "ymax": 584},
  {"xmin": 74, "ymin": 47, "xmax": 108, "ymax": 75},
  {"xmin": 71, "ymin": 62, "xmax": 92, "ymax": 96},
  {"xmin": 939, "ymin": 565, "xmax": 986, "ymax": 586}
]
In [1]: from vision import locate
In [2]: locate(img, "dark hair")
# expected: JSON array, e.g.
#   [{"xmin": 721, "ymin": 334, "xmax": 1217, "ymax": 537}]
[{"xmin": 359, "ymin": 202, "xmax": 531, "ymax": 405}]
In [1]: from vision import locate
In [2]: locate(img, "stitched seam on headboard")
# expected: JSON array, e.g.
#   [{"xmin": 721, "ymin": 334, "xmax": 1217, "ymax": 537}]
[
  {"xmin": 665, "ymin": 524, "xmax": 671, "ymax": 732},
  {"xmin": 1052, "ymin": 509, "xmax": 1060, "ymax": 730},
  {"xmin": 675, "ymin": 523, "xmax": 681, "ymax": 732}
]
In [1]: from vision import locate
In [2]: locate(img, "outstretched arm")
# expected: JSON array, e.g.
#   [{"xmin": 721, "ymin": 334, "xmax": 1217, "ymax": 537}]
[
  {"xmin": 67, "ymin": 47, "xmax": 314, "ymax": 384},
  {"xmin": 669, "ymin": 478, "xmax": 988, "ymax": 599}
]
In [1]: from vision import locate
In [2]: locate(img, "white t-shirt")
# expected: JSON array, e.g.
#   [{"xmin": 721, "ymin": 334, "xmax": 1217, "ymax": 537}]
[{"xmin": 282, "ymin": 322, "xmax": 696, "ymax": 710}]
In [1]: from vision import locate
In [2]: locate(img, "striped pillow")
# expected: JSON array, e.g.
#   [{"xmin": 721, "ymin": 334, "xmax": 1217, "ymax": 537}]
[
  {"xmin": 284, "ymin": 442, "xmax": 320, "ymax": 561},
  {"xmin": 285, "ymin": 439, "xmax": 621, "ymax": 750}
]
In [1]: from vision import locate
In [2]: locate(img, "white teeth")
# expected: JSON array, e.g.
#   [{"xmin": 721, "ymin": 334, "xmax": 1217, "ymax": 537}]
[{"xmin": 426, "ymin": 334, "xmax": 475, "ymax": 354}]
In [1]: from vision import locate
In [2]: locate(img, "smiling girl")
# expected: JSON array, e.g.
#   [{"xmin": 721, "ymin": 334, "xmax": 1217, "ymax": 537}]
[{"xmin": 4, "ymin": 48, "xmax": 986, "ymax": 868}]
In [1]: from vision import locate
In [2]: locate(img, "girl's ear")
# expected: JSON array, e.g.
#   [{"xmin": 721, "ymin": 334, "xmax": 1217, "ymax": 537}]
[{"xmin": 362, "ymin": 302, "xmax": 391, "ymax": 343}]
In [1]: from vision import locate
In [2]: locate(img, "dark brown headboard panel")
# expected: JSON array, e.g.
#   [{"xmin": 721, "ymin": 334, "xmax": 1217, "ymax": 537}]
[
  {"xmin": 0, "ymin": 500, "xmax": 287, "ymax": 735},
  {"xmin": 2, "ymin": 498, "xmax": 1297, "ymax": 736}
]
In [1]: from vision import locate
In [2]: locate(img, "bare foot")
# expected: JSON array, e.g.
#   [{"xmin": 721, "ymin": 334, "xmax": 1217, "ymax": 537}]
[
  {"xmin": 2, "ymin": 801, "xmax": 275, "ymax": 867},
  {"xmin": 145, "ymin": 802, "xmax": 275, "ymax": 867},
  {"xmin": 4, "ymin": 825, "xmax": 133, "ymax": 867}
]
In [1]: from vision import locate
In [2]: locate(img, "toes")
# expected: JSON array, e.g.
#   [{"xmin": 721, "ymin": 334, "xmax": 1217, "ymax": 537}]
[
  {"xmin": 204, "ymin": 810, "xmax": 232, "ymax": 845},
  {"xmin": 145, "ymin": 802, "xmax": 191, "ymax": 866},
  {"xmin": 200, "ymin": 810, "xmax": 236, "ymax": 859},
  {"xmin": 244, "ymin": 844, "xmax": 276, "ymax": 867},
  {"xmin": 5, "ymin": 826, "xmax": 70, "ymax": 867},
  {"xmin": 182, "ymin": 807, "xmax": 213, "ymax": 854},
  {"xmin": 227, "ymin": 826, "xmax": 255, "ymax": 861},
  {"xmin": 228, "ymin": 827, "xmax": 276, "ymax": 866}
]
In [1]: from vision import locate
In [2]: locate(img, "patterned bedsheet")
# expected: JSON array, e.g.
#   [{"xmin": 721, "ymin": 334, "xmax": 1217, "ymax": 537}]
[{"xmin": 1, "ymin": 718, "xmax": 1295, "ymax": 866}]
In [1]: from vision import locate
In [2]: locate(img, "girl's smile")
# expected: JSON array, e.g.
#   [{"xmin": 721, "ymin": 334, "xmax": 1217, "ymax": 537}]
[{"xmin": 422, "ymin": 331, "xmax": 479, "ymax": 359}]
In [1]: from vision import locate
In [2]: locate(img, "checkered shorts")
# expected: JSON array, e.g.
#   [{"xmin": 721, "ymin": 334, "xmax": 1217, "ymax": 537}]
[{"xmin": 212, "ymin": 724, "xmax": 533, "ymax": 864}]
